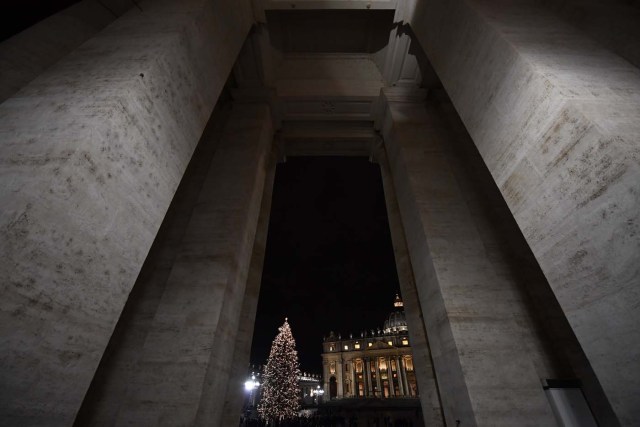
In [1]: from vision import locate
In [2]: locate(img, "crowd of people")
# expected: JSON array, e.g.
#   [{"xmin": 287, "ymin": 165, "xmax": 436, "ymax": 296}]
[{"xmin": 239, "ymin": 414, "xmax": 418, "ymax": 426}]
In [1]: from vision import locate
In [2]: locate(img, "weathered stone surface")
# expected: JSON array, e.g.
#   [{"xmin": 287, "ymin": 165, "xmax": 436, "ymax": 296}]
[
  {"xmin": 377, "ymin": 141, "xmax": 445, "ymax": 426},
  {"xmin": 0, "ymin": 0, "xmax": 253, "ymax": 424},
  {"xmin": 113, "ymin": 103, "xmax": 273, "ymax": 426},
  {"xmin": 437, "ymin": 97, "xmax": 618, "ymax": 426},
  {"xmin": 220, "ymin": 150, "xmax": 277, "ymax": 426},
  {"xmin": 406, "ymin": 0, "xmax": 640, "ymax": 423},
  {"xmin": 381, "ymin": 93, "xmax": 557, "ymax": 426},
  {"xmin": 2, "ymin": 0, "xmax": 638, "ymax": 424},
  {"xmin": 74, "ymin": 102, "xmax": 233, "ymax": 426}
]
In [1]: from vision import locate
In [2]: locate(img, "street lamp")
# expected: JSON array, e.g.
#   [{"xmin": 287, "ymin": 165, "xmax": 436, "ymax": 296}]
[
  {"xmin": 244, "ymin": 376, "xmax": 259, "ymax": 391},
  {"xmin": 244, "ymin": 375, "xmax": 260, "ymax": 407},
  {"xmin": 312, "ymin": 385, "xmax": 325, "ymax": 404}
]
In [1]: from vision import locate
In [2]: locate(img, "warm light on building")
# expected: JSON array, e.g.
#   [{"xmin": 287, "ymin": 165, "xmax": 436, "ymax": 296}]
[{"xmin": 321, "ymin": 295, "xmax": 418, "ymax": 399}]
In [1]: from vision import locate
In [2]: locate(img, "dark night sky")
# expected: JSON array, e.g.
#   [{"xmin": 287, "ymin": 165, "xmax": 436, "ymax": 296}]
[{"xmin": 250, "ymin": 156, "xmax": 400, "ymax": 374}]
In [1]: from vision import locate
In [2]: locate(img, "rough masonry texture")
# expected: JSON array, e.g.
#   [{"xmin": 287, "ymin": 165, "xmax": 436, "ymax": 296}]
[
  {"xmin": 381, "ymin": 93, "xmax": 557, "ymax": 426},
  {"xmin": 0, "ymin": 0, "xmax": 253, "ymax": 424},
  {"xmin": 114, "ymin": 103, "xmax": 273, "ymax": 425},
  {"xmin": 0, "ymin": 0, "xmax": 638, "ymax": 426},
  {"xmin": 406, "ymin": 0, "xmax": 640, "ymax": 423}
]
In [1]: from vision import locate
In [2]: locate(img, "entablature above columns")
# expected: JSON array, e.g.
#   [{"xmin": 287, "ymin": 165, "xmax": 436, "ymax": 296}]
[{"xmin": 258, "ymin": 0, "xmax": 398, "ymax": 13}]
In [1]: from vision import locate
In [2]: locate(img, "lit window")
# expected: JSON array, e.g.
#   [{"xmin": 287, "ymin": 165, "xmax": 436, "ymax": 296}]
[
  {"xmin": 405, "ymin": 357, "xmax": 414, "ymax": 371},
  {"xmin": 379, "ymin": 358, "xmax": 387, "ymax": 370},
  {"xmin": 329, "ymin": 345, "xmax": 335, "ymax": 351},
  {"xmin": 355, "ymin": 342, "xmax": 360, "ymax": 349},
  {"xmin": 402, "ymin": 339, "xmax": 409, "ymax": 345},
  {"xmin": 388, "ymin": 341, "xmax": 393, "ymax": 346},
  {"xmin": 344, "ymin": 345, "xmax": 349, "ymax": 350},
  {"xmin": 368, "ymin": 342, "xmax": 373, "ymax": 347}
]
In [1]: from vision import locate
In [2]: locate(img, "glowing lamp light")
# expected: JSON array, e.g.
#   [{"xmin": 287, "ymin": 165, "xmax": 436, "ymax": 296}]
[{"xmin": 244, "ymin": 375, "xmax": 259, "ymax": 391}]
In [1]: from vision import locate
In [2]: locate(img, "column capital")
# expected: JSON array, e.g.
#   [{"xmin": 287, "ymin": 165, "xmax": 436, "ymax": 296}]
[
  {"xmin": 381, "ymin": 87, "xmax": 428, "ymax": 105},
  {"xmin": 374, "ymin": 87, "xmax": 430, "ymax": 135}
]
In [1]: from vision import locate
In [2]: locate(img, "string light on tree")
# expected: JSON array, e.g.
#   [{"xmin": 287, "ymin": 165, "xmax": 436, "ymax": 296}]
[{"xmin": 258, "ymin": 318, "xmax": 301, "ymax": 423}]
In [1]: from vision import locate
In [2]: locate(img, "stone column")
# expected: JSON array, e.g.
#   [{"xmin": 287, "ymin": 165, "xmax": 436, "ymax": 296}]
[
  {"xmin": 395, "ymin": 356, "xmax": 405, "ymax": 397},
  {"xmin": 400, "ymin": 357, "xmax": 410, "ymax": 396},
  {"xmin": 219, "ymin": 142, "xmax": 277, "ymax": 426},
  {"xmin": 394, "ymin": 356, "xmax": 402, "ymax": 396},
  {"xmin": 377, "ymin": 137, "xmax": 445, "ymax": 424},
  {"xmin": 113, "ymin": 103, "xmax": 273, "ymax": 426},
  {"xmin": 357, "ymin": 359, "xmax": 361, "ymax": 397},
  {"xmin": 351, "ymin": 360, "xmax": 358, "ymax": 397},
  {"xmin": 75, "ymin": 103, "xmax": 234, "ymax": 426},
  {"xmin": 375, "ymin": 358, "xmax": 383, "ymax": 398},
  {"xmin": 407, "ymin": 1, "xmax": 640, "ymax": 423},
  {"xmin": 337, "ymin": 357, "xmax": 344, "ymax": 398},
  {"xmin": 370, "ymin": 358, "xmax": 376, "ymax": 397},
  {"xmin": 388, "ymin": 357, "xmax": 396, "ymax": 398},
  {"xmin": 362, "ymin": 359, "xmax": 369, "ymax": 397},
  {"xmin": 0, "ymin": 0, "xmax": 254, "ymax": 425},
  {"xmin": 364, "ymin": 359, "xmax": 370, "ymax": 397},
  {"xmin": 365, "ymin": 358, "xmax": 373, "ymax": 397},
  {"xmin": 323, "ymin": 360, "xmax": 331, "ymax": 398},
  {"xmin": 380, "ymin": 89, "xmax": 556, "ymax": 425}
]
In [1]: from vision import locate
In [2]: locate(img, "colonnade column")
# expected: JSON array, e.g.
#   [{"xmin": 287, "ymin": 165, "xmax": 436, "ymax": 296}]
[
  {"xmin": 0, "ymin": 0, "xmax": 254, "ymax": 424},
  {"xmin": 113, "ymin": 102, "xmax": 274, "ymax": 426},
  {"xmin": 361, "ymin": 359, "xmax": 366, "ymax": 397},
  {"xmin": 395, "ymin": 356, "xmax": 405, "ymax": 397},
  {"xmin": 387, "ymin": 357, "xmax": 395, "ymax": 397},
  {"xmin": 363, "ymin": 358, "xmax": 369, "ymax": 397},
  {"xmin": 221, "ymin": 141, "xmax": 277, "ymax": 425},
  {"xmin": 400, "ymin": 357, "xmax": 410, "ymax": 396},
  {"xmin": 366, "ymin": 358, "xmax": 374, "ymax": 397},
  {"xmin": 375, "ymin": 358, "xmax": 383, "ymax": 397},
  {"xmin": 407, "ymin": 2, "xmax": 640, "ymax": 422},
  {"xmin": 398, "ymin": 356, "xmax": 405, "ymax": 396},
  {"xmin": 323, "ymin": 360, "xmax": 331, "ymax": 398},
  {"xmin": 377, "ymin": 137, "xmax": 445, "ymax": 424},
  {"xmin": 361, "ymin": 359, "xmax": 368, "ymax": 397},
  {"xmin": 337, "ymin": 358, "xmax": 344, "ymax": 398},
  {"xmin": 380, "ymin": 87, "xmax": 556, "ymax": 425},
  {"xmin": 351, "ymin": 361, "xmax": 357, "ymax": 397},
  {"xmin": 76, "ymin": 103, "xmax": 235, "ymax": 425}
]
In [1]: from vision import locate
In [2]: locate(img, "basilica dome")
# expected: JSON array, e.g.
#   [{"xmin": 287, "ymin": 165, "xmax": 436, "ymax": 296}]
[{"xmin": 383, "ymin": 294, "xmax": 408, "ymax": 334}]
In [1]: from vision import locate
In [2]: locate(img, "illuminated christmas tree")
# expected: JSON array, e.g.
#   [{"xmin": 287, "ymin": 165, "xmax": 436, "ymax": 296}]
[{"xmin": 258, "ymin": 318, "xmax": 301, "ymax": 423}]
